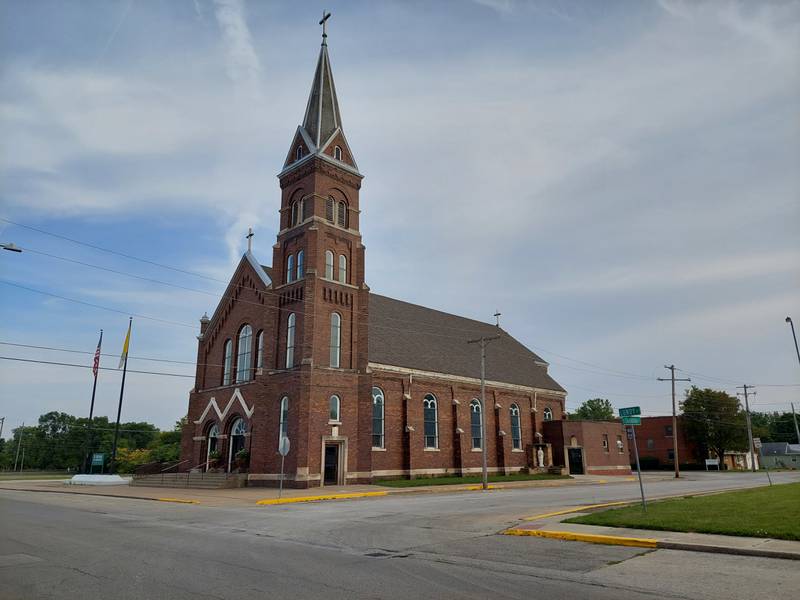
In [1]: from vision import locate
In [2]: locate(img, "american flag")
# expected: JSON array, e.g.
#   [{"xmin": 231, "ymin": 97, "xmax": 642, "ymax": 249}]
[{"xmin": 92, "ymin": 330, "xmax": 103, "ymax": 377}]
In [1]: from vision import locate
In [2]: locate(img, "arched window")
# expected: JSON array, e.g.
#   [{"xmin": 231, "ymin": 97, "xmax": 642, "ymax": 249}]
[
  {"xmin": 325, "ymin": 250, "xmax": 334, "ymax": 279},
  {"xmin": 285, "ymin": 313, "xmax": 296, "ymax": 368},
  {"xmin": 336, "ymin": 201, "xmax": 347, "ymax": 227},
  {"xmin": 338, "ymin": 254, "xmax": 347, "ymax": 284},
  {"xmin": 222, "ymin": 339, "xmax": 233, "ymax": 385},
  {"xmin": 543, "ymin": 407, "xmax": 553, "ymax": 422},
  {"xmin": 228, "ymin": 417, "xmax": 247, "ymax": 472},
  {"xmin": 206, "ymin": 423, "xmax": 220, "ymax": 471},
  {"xmin": 329, "ymin": 395, "xmax": 341, "ymax": 422},
  {"xmin": 372, "ymin": 387, "xmax": 385, "ymax": 448},
  {"xmin": 334, "ymin": 145, "xmax": 342, "ymax": 161},
  {"xmin": 236, "ymin": 324, "xmax": 253, "ymax": 383},
  {"xmin": 296, "ymin": 250, "xmax": 304, "ymax": 279},
  {"xmin": 423, "ymin": 394, "xmax": 438, "ymax": 449},
  {"xmin": 286, "ymin": 254, "xmax": 295, "ymax": 283},
  {"xmin": 510, "ymin": 404, "xmax": 522, "ymax": 450},
  {"xmin": 256, "ymin": 331, "xmax": 264, "ymax": 371},
  {"xmin": 570, "ymin": 435, "xmax": 578, "ymax": 447},
  {"xmin": 326, "ymin": 197, "xmax": 334, "ymax": 222},
  {"xmin": 296, "ymin": 146, "xmax": 303, "ymax": 161},
  {"xmin": 290, "ymin": 201, "xmax": 298, "ymax": 226},
  {"xmin": 279, "ymin": 396, "xmax": 289, "ymax": 447},
  {"xmin": 330, "ymin": 312, "xmax": 341, "ymax": 368},
  {"xmin": 470, "ymin": 399, "xmax": 483, "ymax": 450}
]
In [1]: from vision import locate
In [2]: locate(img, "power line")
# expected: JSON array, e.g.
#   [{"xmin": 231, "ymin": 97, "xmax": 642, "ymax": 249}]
[
  {"xmin": 0, "ymin": 280, "xmax": 196, "ymax": 329},
  {"xmin": 0, "ymin": 356, "xmax": 194, "ymax": 378}
]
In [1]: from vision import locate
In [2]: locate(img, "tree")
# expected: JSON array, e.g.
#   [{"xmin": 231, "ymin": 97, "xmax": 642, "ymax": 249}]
[
  {"xmin": 572, "ymin": 398, "xmax": 614, "ymax": 421},
  {"xmin": 681, "ymin": 386, "xmax": 747, "ymax": 465}
]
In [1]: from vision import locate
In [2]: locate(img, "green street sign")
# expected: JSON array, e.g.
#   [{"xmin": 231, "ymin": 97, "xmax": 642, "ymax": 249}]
[
  {"xmin": 91, "ymin": 453, "xmax": 105, "ymax": 466},
  {"xmin": 619, "ymin": 406, "xmax": 641, "ymax": 417},
  {"xmin": 621, "ymin": 416, "xmax": 641, "ymax": 426}
]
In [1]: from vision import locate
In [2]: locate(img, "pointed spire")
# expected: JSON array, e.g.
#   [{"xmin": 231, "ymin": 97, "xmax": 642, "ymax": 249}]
[
  {"xmin": 281, "ymin": 12, "xmax": 360, "ymax": 177},
  {"xmin": 302, "ymin": 23, "xmax": 342, "ymax": 149}
]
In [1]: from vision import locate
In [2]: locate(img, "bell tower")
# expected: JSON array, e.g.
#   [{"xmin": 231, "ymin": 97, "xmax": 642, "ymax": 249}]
[{"xmin": 272, "ymin": 10, "xmax": 367, "ymax": 368}]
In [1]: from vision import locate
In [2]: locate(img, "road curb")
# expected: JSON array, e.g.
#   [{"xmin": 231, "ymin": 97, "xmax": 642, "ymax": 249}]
[
  {"xmin": 503, "ymin": 527, "xmax": 658, "ymax": 548},
  {"xmin": 657, "ymin": 540, "xmax": 800, "ymax": 561},
  {"xmin": 256, "ymin": 491, "xmax": 388, "ymax": 505},
  {"xmin": 156, "ymin": 497, "xmax": 199, "ymax": 504}
]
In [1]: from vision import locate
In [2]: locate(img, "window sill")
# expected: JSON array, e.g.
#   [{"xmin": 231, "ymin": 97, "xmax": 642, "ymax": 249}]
[
  {"xmin": 471, "ymin": 448, "xmax": 483, "ymax": 452},
  {"xmin": 372, "ymin": 447, "xmax": 386, "ymax": 452},
  {"xmin": 328, "ymin": 421, "xmax": 342, "ymax": 426},
  {"xmin": 512, "ymin": 448, "xmax": 524, "ymax": 453},
  {"xmin": 424, "ymin": 448, "xmax": 440, "ymax": 452}
]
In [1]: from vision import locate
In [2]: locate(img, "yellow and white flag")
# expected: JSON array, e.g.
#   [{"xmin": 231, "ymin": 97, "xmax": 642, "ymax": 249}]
[{"xmin": 118, "ymin": 318, "xmax": 132, "ymax": 369}]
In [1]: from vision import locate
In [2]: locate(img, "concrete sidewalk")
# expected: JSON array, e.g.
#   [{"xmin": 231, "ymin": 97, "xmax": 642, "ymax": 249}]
[
  {"xmin": 506, "ymin": 509, "xmax": 800, "ymax": 561},
  {"xmin": 0, "ymin": 473, "xmax": 645, "ymax": 507}
]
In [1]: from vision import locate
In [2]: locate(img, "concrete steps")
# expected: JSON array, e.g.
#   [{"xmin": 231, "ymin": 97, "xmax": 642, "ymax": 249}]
[{"xmin": 131, "ymin": 472, "xmax": 246, "ymax": 489}]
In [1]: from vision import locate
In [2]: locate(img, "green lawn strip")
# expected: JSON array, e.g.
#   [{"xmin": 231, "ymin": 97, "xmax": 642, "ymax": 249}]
[
  {"xmin": 376, "ymin": 473, "xmax": 570, "ymax": 488},
  {"xmin": 564, "ymin": 482, "xmax": 800, "ymax": 541}
]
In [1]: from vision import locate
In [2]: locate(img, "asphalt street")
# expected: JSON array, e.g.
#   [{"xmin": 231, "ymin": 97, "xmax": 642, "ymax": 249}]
[{"xmin": 1, "ymin": 471, "xmax": 798, "ymax": 600}]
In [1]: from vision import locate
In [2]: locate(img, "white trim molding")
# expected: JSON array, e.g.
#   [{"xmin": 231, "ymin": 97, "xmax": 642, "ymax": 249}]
[
  {"xmin": 369, "ymin": 363, "xmax": 567, "ymax": 398},
  {"xmin": 193, "ymin": 388, "xmax": 255, "ymax": 424}
]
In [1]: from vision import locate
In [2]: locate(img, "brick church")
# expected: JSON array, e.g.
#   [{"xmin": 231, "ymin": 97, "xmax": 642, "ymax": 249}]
[{"xmin": 179, "ymin": 23, "xmax": 626, "ymax": 487}]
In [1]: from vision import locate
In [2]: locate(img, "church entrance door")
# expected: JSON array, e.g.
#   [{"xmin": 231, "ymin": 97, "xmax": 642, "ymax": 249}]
[
  {"xmin": 324, "ymin": 444, "xmax": 339, "ymax": 486},
  {"xmin": 567, "ymin": 447, "xmax": 584, "ymax": 474}
]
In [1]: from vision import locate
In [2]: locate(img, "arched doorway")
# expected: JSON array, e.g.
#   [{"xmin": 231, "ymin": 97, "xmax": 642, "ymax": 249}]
[
  {"xmin": 228, "ymin": 418, "xmax": 247, "ymax": 472},
  {"xmin": 206, "ymin": 423, "xmax": 220, "ymax": 472}
]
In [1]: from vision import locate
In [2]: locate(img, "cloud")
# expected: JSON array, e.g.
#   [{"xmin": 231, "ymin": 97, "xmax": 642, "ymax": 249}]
[{"xmin": 212, "ymin": 0, "xmax": 264, "ymax": 102}]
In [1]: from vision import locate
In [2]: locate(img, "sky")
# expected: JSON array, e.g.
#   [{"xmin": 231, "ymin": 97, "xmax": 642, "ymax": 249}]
[{"xmin": 1, "ymin": 0, "xmax": 798, "ymax": 435}]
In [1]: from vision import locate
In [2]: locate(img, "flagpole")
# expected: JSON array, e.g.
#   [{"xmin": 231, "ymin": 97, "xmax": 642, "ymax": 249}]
[
  {"xmin": 110, "ymin": 318, "xmax": 131, "ymax": 475},
  {"xmin": 82, "ymin": 329, "xmax": 103, "ymax": 474}
]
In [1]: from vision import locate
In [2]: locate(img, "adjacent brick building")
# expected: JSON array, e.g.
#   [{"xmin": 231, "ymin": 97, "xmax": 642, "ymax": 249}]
[
  {"xmin": 631, "ymin": 416, "xmax": 700, "ymax": 469},
  {"xmin": 180, "ymin": 27, "xmax": 579, "ymax": 487}
]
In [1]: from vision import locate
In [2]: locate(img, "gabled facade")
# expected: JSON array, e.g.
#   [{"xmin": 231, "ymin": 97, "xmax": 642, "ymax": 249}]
[{"xmin": 180, "ymin": 25, "xmax": 568, "ymax": 487}]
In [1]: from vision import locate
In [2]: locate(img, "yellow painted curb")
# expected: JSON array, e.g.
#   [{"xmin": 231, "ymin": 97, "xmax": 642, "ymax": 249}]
[
  {"xmin": 156, "ymin": 497, "xmax": 199, "ymax": 504},
  {"xmin": 256, "ymin": 491, "xmax": 388, "ymax": 505},
  {"xmin": 522, "ymin": 500, "xmax": 630, "ymax": 521},
  {"xmin": 465, "ymin": 484, "xmax": 499, "ymax": 491},
  {"xmin": 504, "ymin": 528, "xmax": 657, "ymax": 548}
]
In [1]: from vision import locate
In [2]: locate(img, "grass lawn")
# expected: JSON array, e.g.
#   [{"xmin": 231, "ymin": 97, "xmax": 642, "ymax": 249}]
[
  {"xmin": 376, "ymin": 473, "xmax": 570, "ymax": 488},
  {"xmin": 565, "ymin": 482, "xmax": 800, "ymax": 541}
]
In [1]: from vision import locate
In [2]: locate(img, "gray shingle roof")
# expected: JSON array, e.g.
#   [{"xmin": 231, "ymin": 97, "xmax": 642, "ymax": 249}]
[
  {"xmin": 302, "ymin": 42, "xmax": 342, "ymax": 149},
  {"xmin": 368, "ymin": 294, "xmax": 565, "ymax": 393}
]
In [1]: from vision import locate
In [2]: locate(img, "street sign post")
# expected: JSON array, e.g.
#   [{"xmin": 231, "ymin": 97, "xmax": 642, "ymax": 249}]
[
  {"xmin": 753, "ymin": 438, "xmax": 772, "ymax": 486},
  {"xmin": 620, "ymin": 407, "xmax": 646, "ymax": 512},
  {"xmin": 278, "ymin": 437, "xmax": 290, "ymax": 499}
]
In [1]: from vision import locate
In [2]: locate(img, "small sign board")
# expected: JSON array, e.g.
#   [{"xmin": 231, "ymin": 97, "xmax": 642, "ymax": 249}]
[
  {"xmin": 626, "ymin": 428, "xmax": 634, "ymax": 440},
  {"xmin": 705, "ymin": 458, "xmax": 720, "ymax": 471},
  {"xmin": 279, "ymin": 436, "xmax": 290, "ymax": 457},
  {"xmin": 619, "ymin": 406, "xmax": 641, "ymax": 417},
  {"xmin": 753, "ymin": 438, "xmax": 762, "ymax": 449},
  {"xmin": 621, "ymin": 416, "xmax": 641, "ymax": 426},
  {"xmin": 91, "ymin": 453, "xmax": 105, "ymax": 466}
]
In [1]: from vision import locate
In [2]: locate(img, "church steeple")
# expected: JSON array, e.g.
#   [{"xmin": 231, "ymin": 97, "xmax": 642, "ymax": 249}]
[{"xmin": 281, "ymin": 12, "xmax": 359, "ymax": 175}]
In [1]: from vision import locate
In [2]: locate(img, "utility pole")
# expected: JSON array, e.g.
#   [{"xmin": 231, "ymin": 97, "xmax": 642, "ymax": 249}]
[
  {"xmin": 737, "ymin": 385, "xmax": 757, "ymax": 472},
  {"xmin": 13, "ymin": 422, "xmax": 24, "ymax": 472},
  {"xmin": 658, "ymin": 365, "xmax": 691, "ymax": 478},
  {"xmin": 791, "ymin": 403, "xmax": 800, "ymax": 445},
  {"xmin": 786, "ymin": 317, "xmax": 800, "ymax": 367},
  {"xmin": 0, "ymin": 417, "xmax": 4, "ymax": 442},
  {"xmin": 467, "ymin": 333, "xmax": 501, "ymax": 490}
]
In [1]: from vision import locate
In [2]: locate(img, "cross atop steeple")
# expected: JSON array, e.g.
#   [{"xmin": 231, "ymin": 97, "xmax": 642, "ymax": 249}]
[
  {"xmin": 319, "ymin": 11, "xmax": 331, "ymax": 45},
  {"xmin": 246, "ymin": 227, "xmax": 254, "ymax": 252}
]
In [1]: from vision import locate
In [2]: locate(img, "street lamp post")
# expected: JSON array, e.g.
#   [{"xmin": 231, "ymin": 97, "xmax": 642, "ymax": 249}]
[{"xmin": 786, "ymin": 317, "xmax": 800, "ymax": 367}]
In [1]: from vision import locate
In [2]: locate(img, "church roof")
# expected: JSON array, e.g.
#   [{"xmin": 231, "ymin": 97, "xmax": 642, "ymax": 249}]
[{"xmin": 369, "ymin": 294, "xmax": 566, "ymax": 394}]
